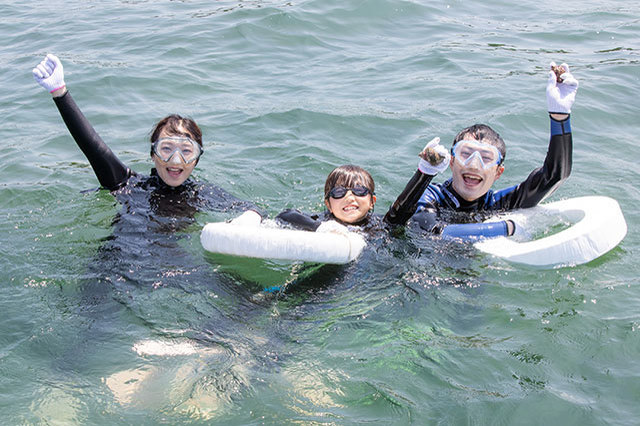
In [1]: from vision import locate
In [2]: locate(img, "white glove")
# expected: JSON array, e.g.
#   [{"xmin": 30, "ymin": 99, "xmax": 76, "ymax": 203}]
[
  {"xmin": 546, "ymin": 62, "xmax": 579, "ymax": 114},
  {"xmin": 418, "ymin": 137, "xmax": 450, "ymax": 175},
  {"xmin": 33, "ymin": 54, "xmax": 66, "ymax": 93},
  {"xmin": 316, "ymin": 220, "xmax": 350, "ymax": 236}
]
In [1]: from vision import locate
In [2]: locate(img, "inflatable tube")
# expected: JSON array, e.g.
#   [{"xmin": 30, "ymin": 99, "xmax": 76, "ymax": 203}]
[
  {"xmin": 474, "ymin": 196, "xmax": 627, "ymax": 267},
  {"xmin": 201, "ymin": 212, "xmax": 366, "ymax": 265}
]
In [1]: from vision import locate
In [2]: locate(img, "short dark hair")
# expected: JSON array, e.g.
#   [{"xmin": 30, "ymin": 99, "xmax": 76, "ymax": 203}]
[
  {"xmin": 324, "ymin": 165, "xmax": 375, "ymax": 200},
  {"xmin": 149, "ymin": 114, "xmax": 202, "ymax": 157},
  {"xmin": 453, "ymin": 124, "xmax": 506, "ymax": 164}
]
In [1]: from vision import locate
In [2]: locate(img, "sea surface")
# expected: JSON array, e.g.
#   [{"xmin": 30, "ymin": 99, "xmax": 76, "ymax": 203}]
[{"xmin": 1, "ymin": 0, "xmax": 639, "ymax": 424}]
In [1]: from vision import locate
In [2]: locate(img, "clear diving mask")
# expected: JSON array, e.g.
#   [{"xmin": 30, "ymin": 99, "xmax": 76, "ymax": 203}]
[
  {"xmin": 451, "ymin": 140, "xmax": 502, "ymax": 169},
  {"xmin": 152, "ymin": 136, "xmax": 203, "ymax": 164}
]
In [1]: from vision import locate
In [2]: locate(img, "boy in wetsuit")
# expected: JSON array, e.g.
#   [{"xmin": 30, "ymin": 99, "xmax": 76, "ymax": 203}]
[{"xmin": 385, "ymin": 62, "xmax": 579, "ymax": 238}]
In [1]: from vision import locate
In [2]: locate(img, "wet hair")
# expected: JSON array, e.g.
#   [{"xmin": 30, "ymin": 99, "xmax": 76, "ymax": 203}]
[
  {"xmin": 324, "ymin": 165, "xmax": 375, "ymax": 200},
  {"xmin": 453, "ymin": 124, "xmax": 506, "ymax": 165},
  {"xmin": 149, "ymin": 114, "xmax": 202, "ymax": 157}
]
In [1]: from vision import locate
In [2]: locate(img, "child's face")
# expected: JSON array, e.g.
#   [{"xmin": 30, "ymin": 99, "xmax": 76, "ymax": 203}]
[
  {"xmin": 449, "ymin": 138, "xmax": 504, "ymax": 202},
  {"xmin": 324, "ymin": 185, "xmax": 376, "ymax": 224}
]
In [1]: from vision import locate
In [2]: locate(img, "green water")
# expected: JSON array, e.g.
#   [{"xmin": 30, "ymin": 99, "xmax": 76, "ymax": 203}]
[{"xmin": 2, "ymin": 0, "xmax": 639, "ymax": 424}]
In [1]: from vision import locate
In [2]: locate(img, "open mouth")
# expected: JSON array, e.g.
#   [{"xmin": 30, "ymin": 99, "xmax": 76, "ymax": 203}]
[
  {"xmin": 343, "ymin": 204, "xmax": 360, "ymax": 212},
  {"xmin": 462, "ymin": 173, "xmax": 482, "ymax": 186},
  {"xmin": 166, "ymin": 166, "xmax": 184, "ymax": 178}
]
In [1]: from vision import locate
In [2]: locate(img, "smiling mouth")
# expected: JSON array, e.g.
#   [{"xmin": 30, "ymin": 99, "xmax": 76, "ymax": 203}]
[
  {"xmin": 462, "ymin": 174, "xmax": 482, "ymax": 186},
  {"xmin": 166, "ymin": 167, "xmax": 183, "ymax": 176},
  {"xmin": 343, "ymin": 205, "xmax": 359, "ymax": 212}
]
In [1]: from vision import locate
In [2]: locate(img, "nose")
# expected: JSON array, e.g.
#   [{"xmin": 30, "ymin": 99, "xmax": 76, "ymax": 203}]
[
  {"xmin": 168, "ymin": 151, "xmax": 184, "ymax": 164},
  {"xmin": 466, "ymin": 151, "xmax": 484, "ymax": 169},
  {"xmin": 342, "ymin": 190, "xmax": 357, "ymax": 201}
]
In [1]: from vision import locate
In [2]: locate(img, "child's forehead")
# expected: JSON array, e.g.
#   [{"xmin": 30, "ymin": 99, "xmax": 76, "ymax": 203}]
[{"xmin": 335, "ymin": 174, "xmax": 367, "ymax": 186}]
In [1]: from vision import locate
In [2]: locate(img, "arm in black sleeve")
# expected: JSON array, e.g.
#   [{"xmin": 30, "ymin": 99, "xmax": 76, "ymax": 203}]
[
  {"xmin": 53, "ymin": 91, "xmax": 132, "ymax": 191},
  {"xmin": 275, "ymin": 209, "xmax": 322, "ymax": 231},
  {"xmin": 500, "ymin": 114, "xmax": 572, "ymax": 209},
  {"xmin": 384, "ymin": 170, "xmax": 436, "ymax": 225}
]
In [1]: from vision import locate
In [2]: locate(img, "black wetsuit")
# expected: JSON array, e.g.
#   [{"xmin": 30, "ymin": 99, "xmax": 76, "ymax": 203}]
[
  {"xmin": 275, "ymin": 183, "xmax": 415, "ymax": 234},
  {"xmin": 51, "ymin": 90, "xmax": 261, "ymax": 295},
  {"xmin": 398, "ymin": 115, "xmax": 572, "ymax": 234},
  {"xmin": 53, "ymin": 91, "xmax": 257, "ymax": 217},
  {"xmin": 274, "ymin": 178, "xmax": 427, "ymax": 237},
  {"xmin": 50, "ymin": 91, "xmax": 265, "ymax": 371}
]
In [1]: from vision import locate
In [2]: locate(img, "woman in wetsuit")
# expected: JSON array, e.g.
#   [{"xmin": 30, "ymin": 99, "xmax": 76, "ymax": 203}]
[{"xmin": 32, "ymin": 54, "xmax": 258, "ymax": 224}]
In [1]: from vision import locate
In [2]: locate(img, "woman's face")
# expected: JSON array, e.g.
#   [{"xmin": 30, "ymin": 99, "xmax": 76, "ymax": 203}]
[
  {"xmin": 324, "ymin": 185, "xmax": 376, "ymax": 224},
  {"xmin": 152, "ymin": 129, "xmax": 198, "ymax": 187}
]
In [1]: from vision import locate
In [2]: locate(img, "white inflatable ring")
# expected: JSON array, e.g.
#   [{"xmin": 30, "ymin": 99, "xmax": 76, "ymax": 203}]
[
  {"xmin": 474, "ymin": 196, "xmax": 627, "ymax": 267},
  {"xmin": 201, "ymin": 212, "xmax": 366, "ymax": 265}
]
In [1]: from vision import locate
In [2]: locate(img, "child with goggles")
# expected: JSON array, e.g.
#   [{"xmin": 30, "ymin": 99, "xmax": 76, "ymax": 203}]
[
  {"xmin": 276, "ymin": 165, "xmax": 379, "ymax": 232},
  {"xmin": 33, "ymin": 54, "xmax": 259, "ymax": 218},
  {"xmin": 393, "ymin": 62, "xmax": 578, "ymax": 239},
  {"xmin": 277, "ymin": 143, "xmax": 451, "ymax": 235}
]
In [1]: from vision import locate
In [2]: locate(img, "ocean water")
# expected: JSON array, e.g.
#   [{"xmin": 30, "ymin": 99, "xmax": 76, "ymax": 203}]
[{"xmin": 1, "ymin": 0, "xmax": 639, "ymax": 424}]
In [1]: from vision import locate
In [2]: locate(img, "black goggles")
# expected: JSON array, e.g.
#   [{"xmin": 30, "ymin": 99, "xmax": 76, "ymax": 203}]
[{"xmin": 327, "ymin": 185, "xmax": 373, "ymax": 199}]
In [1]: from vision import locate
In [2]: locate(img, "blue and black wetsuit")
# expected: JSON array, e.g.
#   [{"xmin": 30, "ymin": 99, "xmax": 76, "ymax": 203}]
[{"xmin": 388, "ymin": 114, "xmax": 572, "ymax": 237}]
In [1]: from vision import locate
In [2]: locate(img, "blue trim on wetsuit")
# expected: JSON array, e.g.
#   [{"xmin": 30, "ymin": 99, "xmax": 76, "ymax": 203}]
[
  {"xmin": 441, "ymin": 221, "xmax": 509, "ymax": 241},
  {"xmin": 484, "ymin": 184, "xmax": 517, "ymax": 208},
  {"xmin": 550, "ymin": 116, "xmax": 571, "ymax": 136},
  {"xmin": 417, "ymin": 184, "xmax": 447, "ymax": 211}
]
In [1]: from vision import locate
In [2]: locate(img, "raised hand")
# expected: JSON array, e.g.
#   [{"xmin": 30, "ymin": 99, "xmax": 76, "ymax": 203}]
[
  {"xmin": 418, "ymin": 137, "xmax": 450, "ymax": 175},
  {"xmin": 33, "ymin": 54, "xmax": 66, "ymax": 94},
  {"xmin": 546, "ymin": 61, "xmax": 579, "ymax": 114}
]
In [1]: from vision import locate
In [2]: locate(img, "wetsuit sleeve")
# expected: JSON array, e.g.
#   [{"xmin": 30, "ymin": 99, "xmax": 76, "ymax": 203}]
[
  {"xmin": 495, "ymin": 114, "xmax": 572, "ymax": 209},
  {"xmin": 275, "ymin": 209, "xmax": 322, "ymax": 231},
  {"xmin": 441, "ymin": 221, "xmax": 510, "ymax": 240},
  {"xmin": 384, "ymin": 170, "xmax": 436, "ymax": 225},
  {"xmin": 53, "ymin": 91, "xmax": 132, "ymax": 191}
]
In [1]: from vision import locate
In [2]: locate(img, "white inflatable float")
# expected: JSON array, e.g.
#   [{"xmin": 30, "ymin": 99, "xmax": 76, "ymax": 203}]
[
  {"xmin": 201, "ymin": 196, "xmax": 626, "ymax": 269},
  {"xmin": 474, "ymin": 196, "xmax": 627, "ymax": 267},
  {"xmin": 201, "ymin": 211, "xmax": 366, "ymax": 265}
]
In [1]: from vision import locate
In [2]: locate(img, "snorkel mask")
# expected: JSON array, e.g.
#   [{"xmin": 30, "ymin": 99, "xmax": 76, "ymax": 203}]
[
  {"xmin": 152, "ymin": 136, "xmax": 203, "ymax": 164},
  {"xmin": 451, "ymin": 140, "xmax": 503, "ymax": 169}
]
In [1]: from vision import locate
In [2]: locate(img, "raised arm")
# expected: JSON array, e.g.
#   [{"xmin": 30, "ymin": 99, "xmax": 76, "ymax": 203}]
[
  {"xmin": 384, "ymin": 137, "xmax": 450, "ymax": 225},
  {"xmin": 33, "ymin": 54, "xmax": 131, "ymax": 191},
  {"xmin": 492, "ymin": 62, "xmax": 578, "ymax": 210}
]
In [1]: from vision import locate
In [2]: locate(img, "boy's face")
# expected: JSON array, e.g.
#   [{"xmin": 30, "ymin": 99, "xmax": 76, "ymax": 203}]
[
  {"xmin": 449, "ymin": 137, "xmax": 504, "ymax": 202},
  {"xmin": 325, "ymin": 186, "xmax": 376, "ymax": 224}
]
